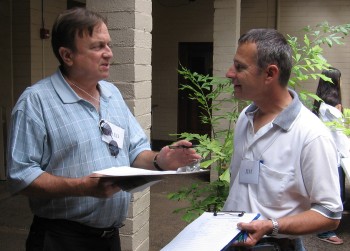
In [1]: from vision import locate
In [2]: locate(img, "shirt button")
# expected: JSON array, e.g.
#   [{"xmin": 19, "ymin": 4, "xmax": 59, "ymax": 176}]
[{"xmin": 90, "ymin": 108, "xmax": 94, "ymax": 112}]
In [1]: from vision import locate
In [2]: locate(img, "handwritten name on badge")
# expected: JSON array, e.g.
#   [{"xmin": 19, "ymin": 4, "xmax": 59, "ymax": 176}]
[
  {"xmin": 101, "ymin": 121, "xmax": 125, "ymax": 148},
  {"xmin": 239, "ymin": 159, "xmax": 260, "ymax": 184}
]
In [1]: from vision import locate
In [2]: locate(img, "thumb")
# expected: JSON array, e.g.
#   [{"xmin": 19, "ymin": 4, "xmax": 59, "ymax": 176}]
[{"xmin": 237, "ymin": 222, "xmax": 251, "ymax": 231}]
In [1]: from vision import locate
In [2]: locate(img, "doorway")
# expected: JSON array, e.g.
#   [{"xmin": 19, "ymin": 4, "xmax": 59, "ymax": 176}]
[{"xmin": 177, "ymin": 42, "xmax": 213, "ymax": 137}]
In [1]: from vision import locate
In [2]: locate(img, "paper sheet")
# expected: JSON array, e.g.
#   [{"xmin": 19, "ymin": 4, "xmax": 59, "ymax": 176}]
[
  {"xmin": 93, "ymin": 166, "xmax": 178, "ymax": 176},
  {"xmin": 92, "ymin": 166, "xmax": 208, "ymax": 193},
  {"xmin": 161, "ymin": 212, "xmax": 260, "ymax": 251}
]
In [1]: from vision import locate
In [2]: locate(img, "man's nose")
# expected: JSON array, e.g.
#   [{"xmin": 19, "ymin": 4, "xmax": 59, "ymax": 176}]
[
  {"xmin": 104, "ymin": 46, "xmax": 113, "ymax": 58},
  {"xmin": 226, "ymin": 66, "xmax": 236, "ymax": 78}
]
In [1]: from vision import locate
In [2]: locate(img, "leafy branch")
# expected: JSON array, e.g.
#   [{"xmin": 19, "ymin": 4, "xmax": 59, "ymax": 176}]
[{"xmin": 288, "ymin": 22, "xmax": 350, "ymax": 102}]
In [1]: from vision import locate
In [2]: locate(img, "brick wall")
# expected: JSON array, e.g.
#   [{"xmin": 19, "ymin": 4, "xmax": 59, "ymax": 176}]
[
  {"xmin": 278, "ymin": 0, "xmax": 350, "ymax": 107},
  {"xmin": 87, "ymin": 0, "xmax": 153, "ymax": 250}
]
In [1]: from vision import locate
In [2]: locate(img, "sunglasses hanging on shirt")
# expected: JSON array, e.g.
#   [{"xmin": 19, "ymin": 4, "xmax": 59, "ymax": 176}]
[{"xmin": 99, "ymin": 119, "xmax": 120, "ymax": 157}]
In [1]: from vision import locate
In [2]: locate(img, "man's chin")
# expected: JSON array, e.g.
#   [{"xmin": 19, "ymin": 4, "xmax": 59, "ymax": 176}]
[{"xmin": 233, "ymin": 86, "xmax": 242, "ymax": 97}]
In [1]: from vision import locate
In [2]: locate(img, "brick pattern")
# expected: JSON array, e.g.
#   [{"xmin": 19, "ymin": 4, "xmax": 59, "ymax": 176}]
[{"xmin": 87, "ymin": 0, "xmax": 153, "ymax": 250}]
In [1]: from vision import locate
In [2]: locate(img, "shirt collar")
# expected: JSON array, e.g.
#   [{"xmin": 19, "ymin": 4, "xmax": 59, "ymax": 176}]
[
  {"xmin": 245, "ymin": 89, "xmax": 302, "ymax": 131},
  {"xmin": 50, "ymin": 68, "xmax": 112, "ymax": 104}
]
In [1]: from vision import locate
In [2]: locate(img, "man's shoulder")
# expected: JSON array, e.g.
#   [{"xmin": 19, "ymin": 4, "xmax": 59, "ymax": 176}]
[
  {"xmin": 98, "ymin": 80, "xmax": 124, "ymax": 99},
  {"xmin": 296, "ymin": 105, "xmax": 332, "ymax": 137},
  {"xmin": 13, "ymin": 75, "xmax": 56, "ymax": 112}
]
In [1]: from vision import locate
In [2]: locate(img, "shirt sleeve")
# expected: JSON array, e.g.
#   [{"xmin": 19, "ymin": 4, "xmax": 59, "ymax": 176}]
[
  {"xmin": 7, "ymin": 108, "xmax": 46, "ymax": 194},
  {"xmin": 301, "ymin": 135, "xmax": 343, "ymax": 219}
]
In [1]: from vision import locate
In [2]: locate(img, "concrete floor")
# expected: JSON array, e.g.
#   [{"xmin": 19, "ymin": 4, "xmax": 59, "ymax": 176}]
[{"xmin": 1, "ymin": 173, "xmax": 350, "ymax": 251}]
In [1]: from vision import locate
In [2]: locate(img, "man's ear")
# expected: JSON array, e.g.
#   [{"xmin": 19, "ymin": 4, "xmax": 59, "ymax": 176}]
[
  {"xmin": 58, "ymin": 47, "xmax": 73, "ymax": 66},
  {"xmin": 265, "ymin": 65, "xmax": 279, "ymax": 82}
]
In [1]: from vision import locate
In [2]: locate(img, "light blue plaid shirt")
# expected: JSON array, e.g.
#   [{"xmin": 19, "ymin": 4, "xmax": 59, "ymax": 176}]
[{"xmin": 7, "ymin": 69, "xmax": 151, "ymax": 228}]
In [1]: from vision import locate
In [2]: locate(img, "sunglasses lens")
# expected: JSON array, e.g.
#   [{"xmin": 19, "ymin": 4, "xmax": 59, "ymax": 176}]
[
  {"xmin": 109, "ymin": 140, "xmax": 119, "ymax": 157},
  {"xmin": 101, "ymin": 124, "xmax": 112, "ymax": 136},
  {"xmin": 99, "ymin": 120, "xmax": 119, "ymax": 157}
]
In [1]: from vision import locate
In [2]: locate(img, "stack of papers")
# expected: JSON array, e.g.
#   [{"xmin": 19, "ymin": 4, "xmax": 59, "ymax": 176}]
[
  {"xmin": 161, "ymin": 211, "xmax": 260, "ymax": 251},
  {"xmin": 93, "ymin": 166, "xmax": 207, "ymax": 193}
]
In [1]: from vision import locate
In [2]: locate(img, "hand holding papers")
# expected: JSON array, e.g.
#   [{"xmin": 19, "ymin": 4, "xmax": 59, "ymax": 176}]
[
  {"xmin": 92, "ymin": 166, "xmax": 208, "ymax": 193},
  {"xmin": 161, "ymin": 211, "xmax": 260, "ymax": 251},
  {"xmin": 93, "ymin": 166, "xmax": 177, "ymax": 193}
]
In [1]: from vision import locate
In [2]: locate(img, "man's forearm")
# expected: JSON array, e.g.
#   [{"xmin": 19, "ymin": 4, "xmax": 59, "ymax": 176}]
[{"xmin": 20, "ymin": 172, "xmax": 87, "ymax": 198}]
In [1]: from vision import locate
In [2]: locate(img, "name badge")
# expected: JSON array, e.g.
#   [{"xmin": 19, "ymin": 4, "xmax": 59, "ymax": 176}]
[
  {"xmin": 101, "ymin": 120, "xmax": 125, "ymax": 148},
  {"xmin": 239, "ymin": 159, "xmax": 260, "ymax": 184}
]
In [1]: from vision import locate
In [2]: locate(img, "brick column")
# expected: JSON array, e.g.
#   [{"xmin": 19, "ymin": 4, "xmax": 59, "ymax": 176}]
[
  {"xmin": 212, "ymin": 0, "xmax": 241, "ymax": 181},
  {"xmin": 87, "ymin": 1, "xmax": 152, "ymax": 250}
]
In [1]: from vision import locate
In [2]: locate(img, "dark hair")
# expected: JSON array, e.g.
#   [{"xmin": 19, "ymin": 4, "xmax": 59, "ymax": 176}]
[
  {"xmin": 238, "ymin": 29, "xmax": 292, "ymax": 86},
  {"xmin": 312, "ymin": 67, "xmax": 342, "ymax": 115},
  {"xmin": 51, "ymin": 7, "xmax": 107, "ymax": 66}
]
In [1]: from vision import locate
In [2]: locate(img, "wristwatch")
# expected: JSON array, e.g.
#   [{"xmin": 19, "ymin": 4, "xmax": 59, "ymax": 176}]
[{"xmin": 269, "ymin": 218, "xmax": 279, "ymax": 236}]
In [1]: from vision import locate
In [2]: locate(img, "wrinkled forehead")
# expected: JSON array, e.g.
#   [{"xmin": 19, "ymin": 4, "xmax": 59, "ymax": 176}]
[{"xmin": 235, "ymin": 42, "xmax": 258, "ymax": 64}]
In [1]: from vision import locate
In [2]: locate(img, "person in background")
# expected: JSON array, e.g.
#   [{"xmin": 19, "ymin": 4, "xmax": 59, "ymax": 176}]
[
  {"xmin": 312, "ymin": 67, "xmax": 349, "ymax": 245},
  {"xmin": 7, "ymin": 7, "xmax": 200, "ymax": 251},
  {"xmin": 223, "ymin": 29, "xmax": 342, "ymax": 251}
]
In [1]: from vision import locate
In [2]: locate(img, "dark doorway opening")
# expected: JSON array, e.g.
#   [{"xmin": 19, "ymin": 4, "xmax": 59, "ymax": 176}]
[{"xmin": 178, "ymin": 42, "xmax": 213, "ymax": 138}]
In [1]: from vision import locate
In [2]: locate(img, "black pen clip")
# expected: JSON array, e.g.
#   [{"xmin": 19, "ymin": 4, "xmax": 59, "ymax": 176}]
[{"xmin": 213, "ymin": 210, "xmax": 245, "ymax": 217}]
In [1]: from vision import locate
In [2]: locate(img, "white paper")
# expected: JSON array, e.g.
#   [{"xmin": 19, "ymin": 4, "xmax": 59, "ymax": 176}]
[
  {"xmin": 92, "ymin": 166, "xmax": 207, "ymax": 193},
  {"xmin": 161, "ymin": 212, "xmax": 260, "ymax": 251},
  {"xmin": 93, "ymin": 166, "xmax": 178, "ymax": 177}
]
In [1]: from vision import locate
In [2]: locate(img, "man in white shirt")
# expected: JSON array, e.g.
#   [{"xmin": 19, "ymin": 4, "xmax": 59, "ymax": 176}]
[{"xmin": 223, "ymin": 29, "xmax": 342, "ymax": 251}]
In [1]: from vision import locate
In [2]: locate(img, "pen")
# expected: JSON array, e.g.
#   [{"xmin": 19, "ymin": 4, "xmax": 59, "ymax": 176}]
[
  {"xmin": 168, "ymin": 144, "xmax": 199, "ymax": 149},
  {"xmin": 237, "ymin": 230, "xmax": 248, "ymax": 242}
]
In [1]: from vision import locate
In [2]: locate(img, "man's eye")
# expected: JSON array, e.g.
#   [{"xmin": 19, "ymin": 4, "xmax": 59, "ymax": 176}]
[
  {"xmin": 92, "ymin": 44, "xmax": 104, "ymax": 50},
  {"xmin": 235, "ymin": 64, "xmax": 243, "ymax": 71}
]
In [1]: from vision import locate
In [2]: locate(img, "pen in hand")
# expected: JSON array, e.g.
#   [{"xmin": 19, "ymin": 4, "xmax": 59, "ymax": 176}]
[
  {"xmin": 168, "ymin": 144, "xmax": 199, "ymax": 149},
  {"xmin": 235, "ymin": 230, "xmax": 248, "ymax": 243}
]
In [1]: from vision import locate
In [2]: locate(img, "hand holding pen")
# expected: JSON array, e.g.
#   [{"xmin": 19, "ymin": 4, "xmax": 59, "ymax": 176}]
[
  {"xmin": 231, "ymin": 220, "xmax": 266, "ymax": 248},
  {"xmin": 154, "ymin": 140, "xmax": 201, "ymax": 171}
]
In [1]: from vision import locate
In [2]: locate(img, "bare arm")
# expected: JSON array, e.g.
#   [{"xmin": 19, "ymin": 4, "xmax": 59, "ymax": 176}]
[
  {"xmin": 132, "ymin": 140, "xmax": 201, "ymax": 170},
  {"xmin": 20, "ymin": 172, "xmax": 121, "ymax": 199},
  {"xmin": 21, "ymin": 140, "xmax": 201, "ymax": 199}
]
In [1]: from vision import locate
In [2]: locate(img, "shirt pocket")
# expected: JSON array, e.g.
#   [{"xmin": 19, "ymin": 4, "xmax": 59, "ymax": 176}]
[{"xmin": 257, "ymin": 163, "xmax": 292, "ymax": 207}]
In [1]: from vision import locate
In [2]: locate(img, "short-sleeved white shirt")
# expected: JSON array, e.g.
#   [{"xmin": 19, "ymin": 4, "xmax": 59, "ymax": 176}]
[
  {"xmin": 319, "ymin": 102, "xmax": 350, "ymax": 158},
  {"xmin": 224, "ymin": 90, "xmax": 343, "ymax": 231}
]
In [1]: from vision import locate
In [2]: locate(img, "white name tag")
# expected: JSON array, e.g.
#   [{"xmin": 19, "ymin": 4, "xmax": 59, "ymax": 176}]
[
  {"xmin": 101, "ymin": 120, "xmax": 125, "ymax": 148},
  {"xmin": 239, "ymin": 159, "xmax": 260, "ymax": 184}
]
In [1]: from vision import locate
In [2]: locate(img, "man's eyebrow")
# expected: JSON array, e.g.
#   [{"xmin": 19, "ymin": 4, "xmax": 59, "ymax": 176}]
[{"xmin": 233, "ymin": 58, "xmax": 246, "ymax": 66}]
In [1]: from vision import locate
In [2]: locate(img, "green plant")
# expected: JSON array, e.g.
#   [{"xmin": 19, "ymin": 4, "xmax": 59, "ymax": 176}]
[
  {"xmin": 288, "ymin": 21, "xmax": 350, "ymax": 106},
  {"xmin": 343, "ymin": 109, "xmax": 350, "ymax": 136},
  {"xmin": 167, "ymin": 66, "xmax": 248, "ymax": 222},
  {"xmin": 169, "ymin": 22, "xmax": 350, "ymax": 223},
  {"xmin": 326, "ymin": 108, "xmax": 350, "ymax": 136}
]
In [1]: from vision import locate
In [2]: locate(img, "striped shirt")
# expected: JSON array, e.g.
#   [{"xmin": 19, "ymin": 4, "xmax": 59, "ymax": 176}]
[{"xmin": 7, "ymin": 69, "xmax": 151, "ymax": 228}]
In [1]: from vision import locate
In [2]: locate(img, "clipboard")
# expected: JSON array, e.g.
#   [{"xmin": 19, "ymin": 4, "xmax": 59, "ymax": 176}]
[{"xmin": 161, "ymin": 211, "xmax": 260, "ymax": 251}]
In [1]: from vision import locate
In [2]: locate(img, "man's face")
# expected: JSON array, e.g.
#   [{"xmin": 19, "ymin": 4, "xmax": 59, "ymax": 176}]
[
  {"xmin": 70, "ymin": 23, "xmax": 113, "ymax": 82},
  {"xmin": 226, "ymin": 42, "xmax": 266, "ymax": 101}
]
